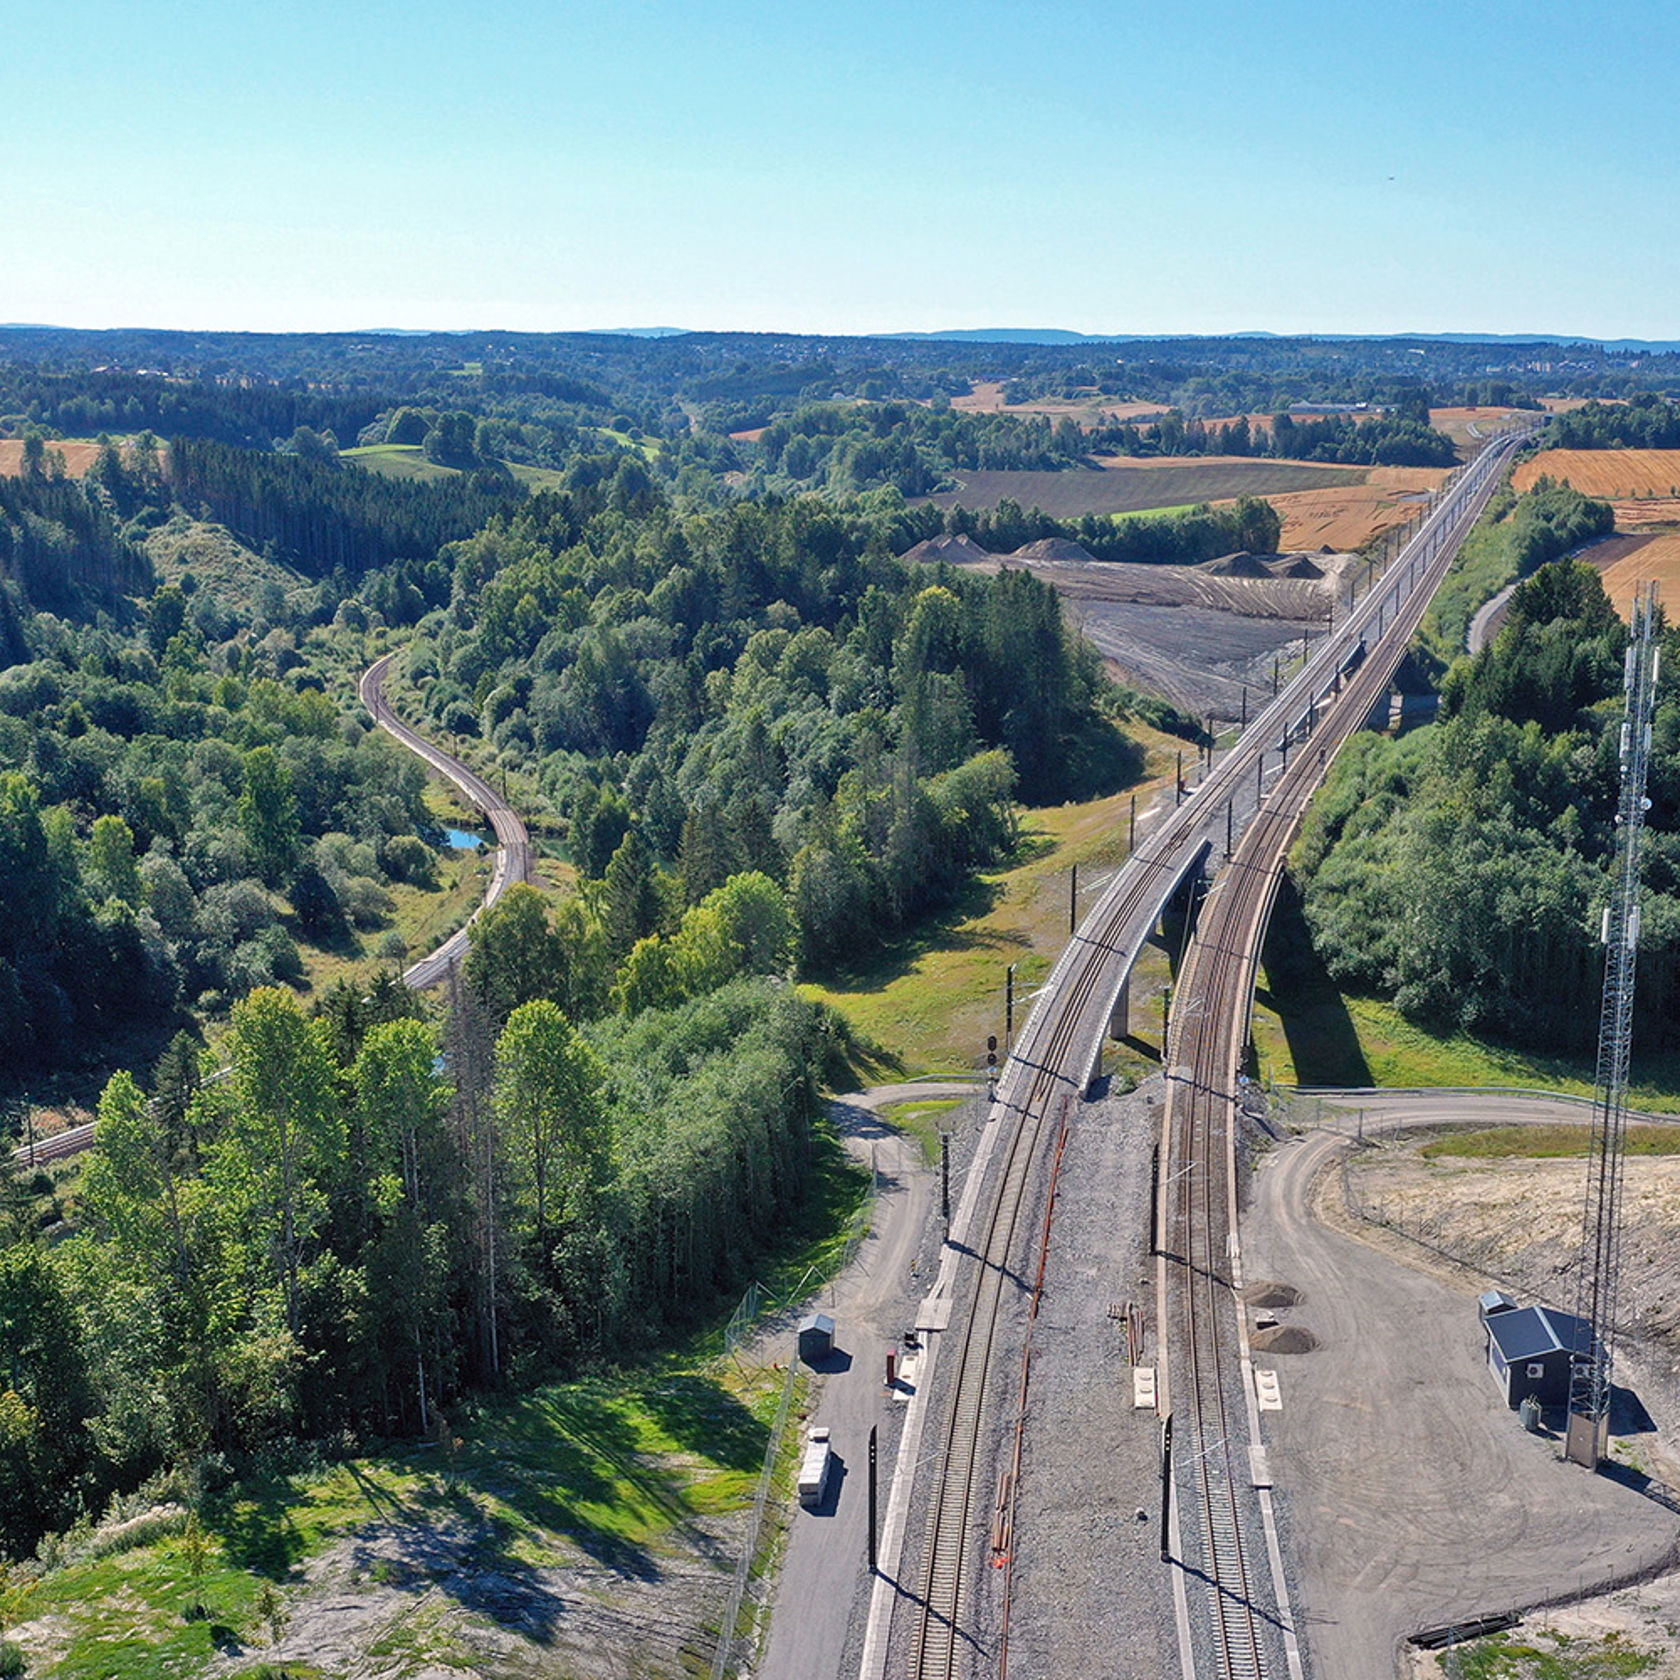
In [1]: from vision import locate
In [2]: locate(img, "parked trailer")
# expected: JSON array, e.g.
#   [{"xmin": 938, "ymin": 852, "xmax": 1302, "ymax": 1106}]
[{"xmin": 797, "ymin": 1425, "xmax": 832, "ymax": 1509}]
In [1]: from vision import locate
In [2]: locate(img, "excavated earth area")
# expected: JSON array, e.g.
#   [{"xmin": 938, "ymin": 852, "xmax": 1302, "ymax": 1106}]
[{"xmin": 924, "ymin": 544, "xmax": 1357, "ymax": 722}]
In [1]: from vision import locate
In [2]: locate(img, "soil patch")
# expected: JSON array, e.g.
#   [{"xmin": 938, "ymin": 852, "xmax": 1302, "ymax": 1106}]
[
  {"xmin": 1251, "ymin": 1323, "xmax": 1319, "ymax": 1354},
  {"xmin": 1241, "ymin": 1281, "xmax": 1303, "ymax": 1308}
]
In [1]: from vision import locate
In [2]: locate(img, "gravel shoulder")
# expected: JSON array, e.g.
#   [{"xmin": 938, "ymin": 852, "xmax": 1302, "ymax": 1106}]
[{"xmin": 1242, "ymin": 1097, "xmax": 1680, "ymax": 1679}]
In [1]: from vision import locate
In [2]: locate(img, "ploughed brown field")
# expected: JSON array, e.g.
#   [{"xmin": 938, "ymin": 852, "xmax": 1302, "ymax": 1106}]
[
  {"xmin": 1514, "ymin": 447, "xmax": 1680, "ymax": 500},
  {"xmin": 0, "ymin": 439, "xmax": 104, "ymax": 476},
  {"xmin": 922, "ymin": 455, "xmax": 1363, "ymax": 519}
]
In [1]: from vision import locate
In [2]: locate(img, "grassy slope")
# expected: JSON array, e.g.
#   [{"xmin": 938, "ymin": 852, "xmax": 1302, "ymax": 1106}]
[
  {"xmin": 14, "ymin": 1364, "xmax": 784, "ymax": 1680},
  {"xmin": 804, "ymin": 721, "xmax": 1191, "ymax": 1077}
]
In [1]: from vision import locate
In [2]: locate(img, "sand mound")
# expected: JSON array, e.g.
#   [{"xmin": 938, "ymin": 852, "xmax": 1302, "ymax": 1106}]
[
  {"xmin": 1241, "ymin": 1281, "xmax": 1303, "ymax": 1308},
  {"xmin": 1251, "ymin": 1324, "xmax": 1319, "ymax": 1354},
  {"xmin": 1009, "ymin": 537, "xmax": 1099, "ymax": 563},
  {"xmin": 1199, "ymin": 551, "xmax": 1272, "ymax": 578},
  {"xmin": 900, "ymin": 533, "xmax": 994, "ymax": 565}
]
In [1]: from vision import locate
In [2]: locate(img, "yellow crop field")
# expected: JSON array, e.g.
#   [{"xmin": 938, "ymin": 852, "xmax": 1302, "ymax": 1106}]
[{"xmin": 1514, "ymin": 448, "xmax": 1680, "ymax": 500}]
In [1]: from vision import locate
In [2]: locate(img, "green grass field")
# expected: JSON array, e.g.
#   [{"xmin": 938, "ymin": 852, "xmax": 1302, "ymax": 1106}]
[
  {"xmin": 338, "ymin": 443, "xmax": 459, "ymax": 483},
  {"xmin": 1421, "ymin": 1123, "xmax": 1680, "ymax": 1159},
  {"xmin": 804, "ymin": 725, "xmax": 1188, "ymax": 1076}
]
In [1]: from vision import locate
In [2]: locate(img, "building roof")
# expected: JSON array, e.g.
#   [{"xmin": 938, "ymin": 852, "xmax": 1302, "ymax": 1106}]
[
  {"xmin": 1479, "ymin": 1290, "xmax": 1518, "ymax": 1318},
  {"xmin": 1487, "ymin": 1305, "xmax": 1595, "ymax": 1364}
]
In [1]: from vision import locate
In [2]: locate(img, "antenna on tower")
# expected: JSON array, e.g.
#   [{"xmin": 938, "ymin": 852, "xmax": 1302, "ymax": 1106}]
[{"xmin": 1566, "ymin": 581, "xmax": 1663, "ymax": 1468}]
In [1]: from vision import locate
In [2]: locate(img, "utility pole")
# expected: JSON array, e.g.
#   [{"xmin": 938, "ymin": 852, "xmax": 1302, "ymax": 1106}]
[
  {"xmin": 1070, "ymin": 862, "xmax": 1078, "ymax": 936},
  {"xmin": 1240, "ymin": 685, "xmax": 1248, "ymax": 728},
  {"xmin": 1175, "ymin": 751, "xmax": 1183, "ymax": 805},
  {"xmin": 868, "ymin": 1425, "xmax": 879, "ymax": 1573},
  {"xmin": 1005, "ymin": 962, "xmax": 1016, "ymax": 1051},
  {"xmin": 1129, "ymin": 794, "xmax": 1137, "ymax": 853}
]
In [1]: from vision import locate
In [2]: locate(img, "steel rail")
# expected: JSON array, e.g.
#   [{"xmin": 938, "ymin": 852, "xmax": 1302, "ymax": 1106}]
[
  {"xmin": 1160, "ymin": 426, "xmax": 1533, "ymax": 1679},
  {"xmin": 905, "ymin": 427, "xmax": 1533, "ymax": 1680}
]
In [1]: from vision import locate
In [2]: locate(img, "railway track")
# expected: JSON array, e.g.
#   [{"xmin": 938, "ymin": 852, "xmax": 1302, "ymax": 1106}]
[
  {"xmin": 896, "ymin": 426, "xmax": 1532, "ymax": 1680},
  {"xmin": 359, "ymin": 651, "xmax": 533, "ymax": 988},
  {"xmin": 1158, "ymin": 427, "xmax": 1531, "ymax": 1679}
]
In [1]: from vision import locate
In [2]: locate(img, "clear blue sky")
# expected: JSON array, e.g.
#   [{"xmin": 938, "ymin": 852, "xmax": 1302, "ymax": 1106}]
[{"xmin": 6, "ymin": 0, "xmax": 1678, "ymax": 338}]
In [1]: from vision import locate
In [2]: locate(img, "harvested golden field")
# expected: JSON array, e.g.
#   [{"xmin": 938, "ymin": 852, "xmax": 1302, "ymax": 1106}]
[
  {"xmin": 1514, "ymin": 447, "xmax": 1680, "ymax": 499},
  {"xmin": 0, "ymin": 439, "xmax": 103, "ymax": 476},
  {"xmin": 1245, "ymin": 464, "xmax": 1449, "ymax": 552},
  {"xmin": 1588, "ymin": 532, "xmax": 1680, "ymax": 619}
]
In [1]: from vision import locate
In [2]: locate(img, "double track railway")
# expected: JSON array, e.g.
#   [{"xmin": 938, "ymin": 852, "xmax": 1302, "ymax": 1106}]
[
  {"xmin": 897, "ymin": 426, "xmax": 1532, "ymax": 1680},
  {"xmin": 1159, "ymin": 428, "xmax": 1530, "ymax": 1678}
]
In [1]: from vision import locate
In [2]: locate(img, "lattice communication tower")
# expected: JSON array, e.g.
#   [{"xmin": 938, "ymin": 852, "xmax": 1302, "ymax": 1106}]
[{"xmin": 1567, "ymin": 582, "xmax": 1663, "ymax": 1468}]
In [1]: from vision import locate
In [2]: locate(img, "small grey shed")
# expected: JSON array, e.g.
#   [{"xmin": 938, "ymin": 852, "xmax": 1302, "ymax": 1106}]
[{"xmin": 798, "ymin": 1312, "xmax": 835, "ymax": 1363}]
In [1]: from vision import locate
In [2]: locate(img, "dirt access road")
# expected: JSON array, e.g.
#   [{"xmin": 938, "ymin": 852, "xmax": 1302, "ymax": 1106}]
[
  {"xmin": 1242, "ymin": 1092, "xmax": 1680, "ymax": 1680},
  {"xmin": 757, "ymin": 1084, "xmax": 976, "ymax": 1680}
]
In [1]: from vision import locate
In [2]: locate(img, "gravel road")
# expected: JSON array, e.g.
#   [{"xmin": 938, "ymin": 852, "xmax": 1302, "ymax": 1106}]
[
  {"xmin": 757, "ymin": 1084, "xmax": 980, "ymax": 1680},
  {"xmin": 1243, "ymin": 1096, "xmax": 1680, "ymax": 1679}
]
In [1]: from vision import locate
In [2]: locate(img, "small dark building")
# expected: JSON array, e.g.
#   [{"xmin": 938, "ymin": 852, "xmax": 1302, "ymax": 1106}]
[
  {"xmin": 1485, "ymin": 1304, "xmax": 1595, "ymax": 1410},
  {"xmin": 797, "ymin": 1312, "xmax": 835, "ymax": 1363}
]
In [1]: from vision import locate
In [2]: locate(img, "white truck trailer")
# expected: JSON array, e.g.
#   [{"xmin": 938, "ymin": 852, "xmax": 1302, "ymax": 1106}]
[{"xmin": 797, "ymin": 1425, "xmax": 832, "ymax": 1509}]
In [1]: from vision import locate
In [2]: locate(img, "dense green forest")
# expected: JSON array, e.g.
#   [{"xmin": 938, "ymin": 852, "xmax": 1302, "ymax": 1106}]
[
  {"xmin": 1295, "ymin": 543, "xmax": 1680, "ymax": 1052},
  {"xmin": 1547, "ymin": 393, "xmax": 1680, "ymax": 449},
  {"xmin": 3, "ymin": 974, "xmax": 835, "ymax": 1555},
  {"xmin": 407, "ymin": 462, "xmax": 1129, "ymax": 967},
  {"xmin": 1088, "ymin": 404, "xmax": 1458, "ymax": 468}
]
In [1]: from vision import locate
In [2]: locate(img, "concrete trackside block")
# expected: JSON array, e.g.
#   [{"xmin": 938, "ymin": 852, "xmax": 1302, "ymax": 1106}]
[
  {"xmin": 1133, "ymin": 1366, "xmax": 1157, "ymax": 1410},
  {"xmin": 1255, "ymin": 1368, "xmax": 1282, "ymax": 1411}
]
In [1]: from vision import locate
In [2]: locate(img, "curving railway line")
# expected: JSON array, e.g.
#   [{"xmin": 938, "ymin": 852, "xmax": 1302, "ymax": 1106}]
[
  {"xmin": 359, "ymin": 651, "xmax": 533, "ymax": 988},
  {"xmin": 881, "ymin": 424, "xmax": 1535, "ymax": 1680}
]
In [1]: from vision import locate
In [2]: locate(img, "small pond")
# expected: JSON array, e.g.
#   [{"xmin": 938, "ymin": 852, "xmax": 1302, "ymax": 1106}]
[{"xmin": 443, "ymin": 828, "xmax": 487, "ymax": 851}]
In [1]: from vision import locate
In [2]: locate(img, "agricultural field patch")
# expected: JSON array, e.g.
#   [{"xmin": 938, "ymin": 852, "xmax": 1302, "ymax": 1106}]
[
  {"xmin": 923, "ymin": 456, "xmax": 1363, "ymax": 519},
  {"xmin": 1262, "ymin": 464, "xmax": 1450, "ymax": 552},
  {"xmin": 0, "ymin": 438, "xmax": 104, "ymax": 476},
  {"xmin": 946, "ymin": 379, "xmax": 1170, "ymax": 424},
  {"xmin": 1586, "ymin": 533, "xmax": 1680, "ymax": 621},
  {"xmin": 1514, "ymin": 448, "xmax": 1680, "ymax": 501},
  {"xmin": 1427, "ymin": 405, "xmax": 1531, "ymax": 449}
]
